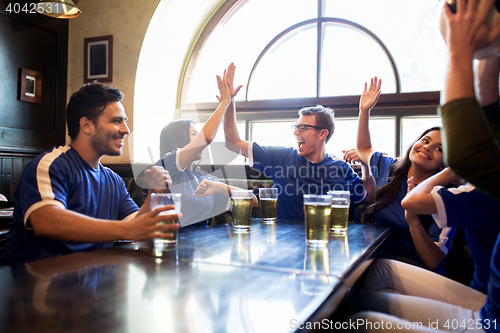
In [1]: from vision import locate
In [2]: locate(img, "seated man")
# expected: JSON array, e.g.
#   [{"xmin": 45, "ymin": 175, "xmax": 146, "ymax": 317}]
[
  {"xmin": 223, "ymin": 73, "xmax": 375, "ymax": 220},
  {"xmin": 0, "ymin": 82, "xmax": 179, "ymax": 266}
]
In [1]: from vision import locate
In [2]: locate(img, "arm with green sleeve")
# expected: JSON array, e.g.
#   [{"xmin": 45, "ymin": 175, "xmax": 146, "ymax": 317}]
[{"xmin": 440, "ymin": 0, "xmax": 500, "ymax": 200}]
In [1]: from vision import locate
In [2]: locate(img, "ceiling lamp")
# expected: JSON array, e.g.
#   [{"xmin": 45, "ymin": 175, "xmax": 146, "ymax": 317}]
[{"xmin": 37, "ymin": 0, "xmax": 81, "ymax": 19}]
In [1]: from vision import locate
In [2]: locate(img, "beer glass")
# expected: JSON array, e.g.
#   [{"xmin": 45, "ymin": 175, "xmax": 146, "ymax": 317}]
[
  {"xmin": 328, "ymin": 190, "xmax": 350, "ymax": 235},
  {"xmin": 259, "ymin": 187, "xmax": 278, "ymax": 224},
  {"xmin": 150, "ymin": 193, "xmax": 181, "ymax": 250},
  {"xmin": 303, "ymin": 194, "xmax": 332, "ymax": 247},
  {"xmin": 231, "ymin": 190, "xmax": 253, "ymax": 231}
]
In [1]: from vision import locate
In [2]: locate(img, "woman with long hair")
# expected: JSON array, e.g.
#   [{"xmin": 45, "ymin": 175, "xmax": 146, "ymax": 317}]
[
  {"xmin": 157, "ymin": 64, "xmax": 257, "ymax": 230},
  {"xmin": 355, "ymin": 77, "xmax": 454, "ymax": 275}
]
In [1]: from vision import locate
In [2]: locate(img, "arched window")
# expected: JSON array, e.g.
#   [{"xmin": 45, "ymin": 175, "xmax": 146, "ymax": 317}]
[
  {"xmin": 183, "ymin": 0, "xmax": 445, "ymax": 103},
  {"xmin": 136, "ymin": 0, "xmax": 446, "ymax": 164}
]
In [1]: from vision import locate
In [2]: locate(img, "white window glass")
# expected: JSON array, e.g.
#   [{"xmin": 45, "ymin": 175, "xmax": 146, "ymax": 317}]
[
  {"xmin": 320, "ymin": 23, "xmax": 396, "ymax": 96},
  {"xmin": 247, "ymin": 25, "xmax": 317, "ymax": 100},
  {"xmin": 325, "ymin": 0, "xmax": 447, "ymax": 93},
  {"xmin": 186, "ymin": 0, "xmax": 317, "ymax": 103},
  {"xmin": 401, "ymin": 116, "xmax": 442, "ymax": 153},
  {"xmin": 251, "ymin": 121, "xmax": 297, "ymax": 148},
  {"xmin": 326, "ymin": 117, "xmax": 395, "ymax": 159},
  {"xmin": 194, "ymin": 122, "xmax": 246, "ymax": 165}
]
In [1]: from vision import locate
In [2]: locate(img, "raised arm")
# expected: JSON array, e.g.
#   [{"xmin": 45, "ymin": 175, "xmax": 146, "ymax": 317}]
[
  {"xmin": 223, "ymin": 64, "xmax": 250, "ymax": 158},
  {"xmin": 442, "ymin": 0, "xmax": 500, "ymax": 104},
  {"xmin": 177, "ymin": 70, "xmax": 232, "ymax": 169},
  {"xmin": 474, "ymin": 57, "xmax": 500, "ymax": 143},
  {"xmin": 356, "ymin": 77, "xmax": 382, "ymax": 165},
  {"xmin": 440, "ymin": 0, "xmax": 500, "ymax": 199}
]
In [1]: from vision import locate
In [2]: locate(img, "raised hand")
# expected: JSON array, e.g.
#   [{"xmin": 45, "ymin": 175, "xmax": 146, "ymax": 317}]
[
  {"xmin": 359, "ymin": 77, "xmax": 382, "ymax": 112},
  {"xmin": 444, "ymin": 0, "xmax": 500, "ymax": 56},
  {"xmin": 216, "ymin": 73, "xmax": 231, "ymax": 105},
  {"xmin": 217, "ymin": 63, "xmax": 242, "ymax": 101},
  {"xmin": 226, "ymin": 62, "xmax": 243, "ymax": 99}
]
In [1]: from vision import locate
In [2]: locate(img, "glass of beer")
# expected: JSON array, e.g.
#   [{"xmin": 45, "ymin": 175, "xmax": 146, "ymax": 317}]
[
  {"xmin": 259, "ymin": 187, "xmax": 278, "ymax": 224},
  {"xmin": 150, "ymin": 193, "xmax": 181, "ymax": 250},
  {"xmin": 303, "ymin": 194, "xmax": 332, "ymax": 247},
  {"xmin": 231, "ymin": 190, "xmax": 253, "ymax": 231},
  {"xmin": 328, "ymin": 190, "xmax": 350, "ymax": 235}
]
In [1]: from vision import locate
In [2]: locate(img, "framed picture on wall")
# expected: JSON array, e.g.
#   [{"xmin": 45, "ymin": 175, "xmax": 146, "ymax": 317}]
[
  {"xmin": 18, "ymin": 68, "xmax": 42, "ymax": 104},
  {"xmin": 84, "ymin": 35, "xmax": 113, "ymax": 83}
]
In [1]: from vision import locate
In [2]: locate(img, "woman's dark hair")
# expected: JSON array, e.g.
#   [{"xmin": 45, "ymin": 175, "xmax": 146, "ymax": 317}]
[
  {"xmin": 160, "ymin": 119, "xmax": 195, "ymax": 156},
  {"xmin": 67, "ymin": 82, "xmax": 123, "ymax": 140},
  {"xmin": 367, "ymin": 126, "xmax": 442, "ymax": 214}
]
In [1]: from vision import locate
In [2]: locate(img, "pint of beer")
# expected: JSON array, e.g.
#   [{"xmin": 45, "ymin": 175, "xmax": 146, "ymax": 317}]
[
  {"xmin": 328, "ymin": 190, "xmax": 350, "ymax": 235},
  {"xmin": 150, "ymin": 193, "xmax": 182, "ymax": 250},
  {"xmin": 259, "ymin": 187, "xmax": 278, "ymax": 224},
  {"xmin": 303, "ymin": 194, "xmax": 332, "ymax": 247},
  {"xmin": 231, "ymin": 190, "xmax": 253, "ymax": 231}
]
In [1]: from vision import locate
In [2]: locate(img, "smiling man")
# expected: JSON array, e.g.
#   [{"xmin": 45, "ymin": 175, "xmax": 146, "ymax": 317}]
[
  {"xmin": 224, "ymin": 102, "xmax": 375, "ymax": 220},
  {"xmin": 0, "ymin": 82, "xmax": 179, "ymax": 265}
]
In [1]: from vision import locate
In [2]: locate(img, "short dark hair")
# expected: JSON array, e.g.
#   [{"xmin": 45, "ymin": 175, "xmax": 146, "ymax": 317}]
[
  {"xmin": 298, "ymin": 105, "xmax": 335, "ymax": 142},
  {"xmin": 159, "ymin": 119, "xmax": 195, "ymax": 156},
  {"xmin": 66, "ymin": 82, "xmax": 123, "ymax": 140}
]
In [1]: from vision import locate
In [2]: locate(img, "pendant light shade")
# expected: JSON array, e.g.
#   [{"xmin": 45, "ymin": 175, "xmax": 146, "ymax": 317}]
[{"xmin": 37, "ymin": 0, "xmax": 81, "ymax": 19}]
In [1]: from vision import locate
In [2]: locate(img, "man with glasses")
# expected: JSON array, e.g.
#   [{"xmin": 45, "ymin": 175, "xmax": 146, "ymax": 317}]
[{"xmin": 224, "ymin": 96, "xmax": 375, "ymax": 220}]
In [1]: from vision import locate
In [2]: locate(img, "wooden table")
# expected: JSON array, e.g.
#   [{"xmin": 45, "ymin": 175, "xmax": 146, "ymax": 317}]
[{"xmin": 0, "ymin": 219, "xmax": 390, "ymax": 333}]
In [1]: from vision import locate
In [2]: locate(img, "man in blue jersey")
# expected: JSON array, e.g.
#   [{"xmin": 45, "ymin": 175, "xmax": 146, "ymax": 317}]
[
  {"xmin": 0, "ymin": 82, "xmax": 179, "ymax": 265},
  {"xmin": 222, "ymin": 70, "xmax": 375, "ymax": 220}
]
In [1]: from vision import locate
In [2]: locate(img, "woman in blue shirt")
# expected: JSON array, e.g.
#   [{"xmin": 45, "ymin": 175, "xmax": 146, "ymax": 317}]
[
  {"xmin": 355, "ymin": 77, "xmax": 454, "ymax": 275},
  {"xmin": 157, "ymin": 64, "xmax": 257, "ymax": 229}
]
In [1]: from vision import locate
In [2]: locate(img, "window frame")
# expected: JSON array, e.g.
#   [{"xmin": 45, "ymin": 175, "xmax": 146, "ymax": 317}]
[
  {"xmin": 178, "ymin": 0, "xmax": 442, "ymax": 161},
  {"xmin": 182, "ymin": 91, "xmax": 440, "ymax": 159}
]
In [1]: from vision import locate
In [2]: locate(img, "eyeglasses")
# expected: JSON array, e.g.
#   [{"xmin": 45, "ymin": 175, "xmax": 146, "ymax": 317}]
[{"xmin": 292, "ymin": 124, "xmax": 325, "ymax": 132}]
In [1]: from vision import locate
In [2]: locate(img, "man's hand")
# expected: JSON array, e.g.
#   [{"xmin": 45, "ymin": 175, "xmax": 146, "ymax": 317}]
[
  {"xmin": 125, "ymin": 205, "xmax": 181, "ymax": 241},
  {"xmin": 144, "ymin": 166, "xmax": 172, "ymax": 193},
  {"xmin": 359, "ymin": 76, "xmax": 382, "ymax": 112}
]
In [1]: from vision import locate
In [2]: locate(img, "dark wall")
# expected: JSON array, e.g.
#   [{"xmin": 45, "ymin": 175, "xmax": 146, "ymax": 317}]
[{"xmin": 0, "ymin": 1, "xmax": 68, "ymax": 199}]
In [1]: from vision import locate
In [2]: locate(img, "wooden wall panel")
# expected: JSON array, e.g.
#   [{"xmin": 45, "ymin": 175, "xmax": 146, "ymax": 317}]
[{"xmin": 0, "ymin": 2, "xmax": 68, "ymax": 200}]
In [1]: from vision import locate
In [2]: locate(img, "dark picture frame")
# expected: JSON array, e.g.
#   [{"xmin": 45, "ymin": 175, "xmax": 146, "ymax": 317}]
[
  {"xmin": 84, "ymin": 35, "xmax": 113, "ymax": 83},
  {"xmin": 18, "ymin": 68, "xmax": 42, "ymax": 104}
]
